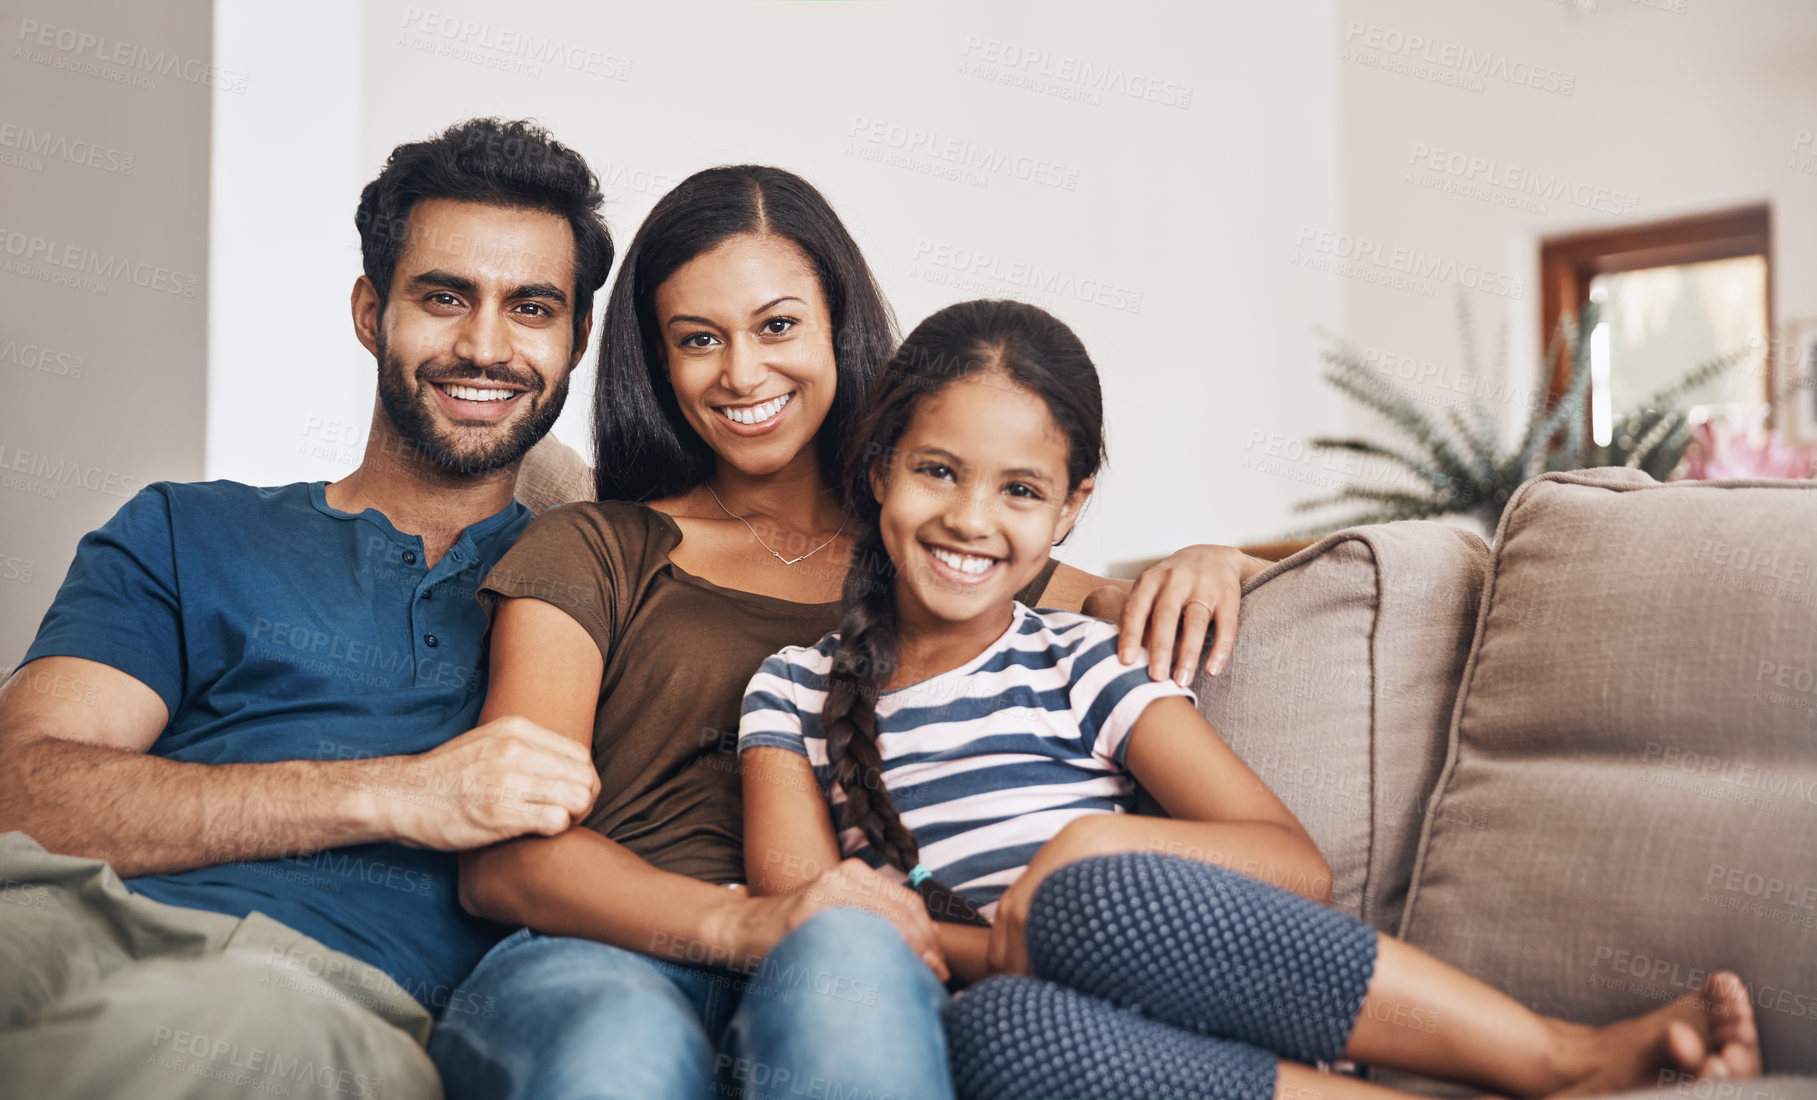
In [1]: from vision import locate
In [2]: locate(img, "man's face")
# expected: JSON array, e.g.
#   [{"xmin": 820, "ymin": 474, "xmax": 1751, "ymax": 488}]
[{"xmin": 364, "ymin": 197, "xmax": 584, "ymax": 476}]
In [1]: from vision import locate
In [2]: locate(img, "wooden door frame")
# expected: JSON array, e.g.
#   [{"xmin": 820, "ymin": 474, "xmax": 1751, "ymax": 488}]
[{"xmin": 1538, "ymin": 203, "xmax": 1773, "ymax": 405}]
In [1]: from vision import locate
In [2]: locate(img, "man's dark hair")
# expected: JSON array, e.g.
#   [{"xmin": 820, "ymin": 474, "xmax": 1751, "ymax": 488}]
[{"xmin": 354, "ymin": 117, "xmax": 613, "ymax": 344}]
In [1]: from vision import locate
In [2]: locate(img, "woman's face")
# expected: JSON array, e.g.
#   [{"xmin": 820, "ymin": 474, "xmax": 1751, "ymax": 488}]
[{"xmin": 653, "ymin": 233, "xmax": 837, "ymax": 480}]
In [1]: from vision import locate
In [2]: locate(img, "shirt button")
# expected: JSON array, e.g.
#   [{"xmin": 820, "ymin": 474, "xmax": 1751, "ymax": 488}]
[
  {"xmin": 420, "ymin": 588, "xmax": 433, "ymax": 600},
  {"xmin": 423, "ymin": 634, "xmax": 439, "ymax": 648},
  {"xmin": 402, "ymin": 550, "xmax": 418, "ymax": 565}
]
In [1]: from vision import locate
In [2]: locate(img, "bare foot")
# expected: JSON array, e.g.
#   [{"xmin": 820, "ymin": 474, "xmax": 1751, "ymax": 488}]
[{"xmin": 1550, "ymin": 972, "xmax": 1761, "ymax": 1098}]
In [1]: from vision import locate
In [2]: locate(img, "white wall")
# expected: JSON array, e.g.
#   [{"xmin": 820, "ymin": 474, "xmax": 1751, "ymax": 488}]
[
  {"xmin": 1329, "ymin": 0, "xmax": 1817, "ymax": 467},
  {"xmin": 214, "ymin": 0, "xmax": 1350, "ymax": 576},
  {"xmin": 207, "ymin": 0, "xmax": 368, "ymax": 486},
  {"xmin": 0, "ymin": 0, "xmax": 212, "ymax": 665},
  {"xmin": 13, "ymin": 1, "xmax": 1811, "ymax": 649}
]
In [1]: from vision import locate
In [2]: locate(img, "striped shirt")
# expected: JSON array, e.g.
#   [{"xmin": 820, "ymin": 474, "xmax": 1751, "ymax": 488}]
[{"xmin": 737, "ymin": 602, "xmax": 1194, "ymax": 919}]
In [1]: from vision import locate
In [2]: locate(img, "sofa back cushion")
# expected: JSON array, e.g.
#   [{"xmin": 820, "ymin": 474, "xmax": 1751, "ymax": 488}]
[
  {"xmin": 517, "ymin": 434, "xmax": 595, "ymax": 514},
  {"xmin": 1192, "ymin": 521, "xmax": 1487, "ymax": 930},
  {"xmin": 1398, "ymin": 469, "xmax": 1817, "ymax": 1076}
]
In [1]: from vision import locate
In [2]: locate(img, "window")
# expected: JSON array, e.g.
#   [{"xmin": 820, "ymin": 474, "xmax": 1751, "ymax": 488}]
[{"xmin": 1539, "ymin": 205, "xmax": 1772, "ymax": 442}]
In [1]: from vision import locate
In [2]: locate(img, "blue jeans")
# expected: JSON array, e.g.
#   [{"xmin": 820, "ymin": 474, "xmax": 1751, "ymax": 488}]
[{"xmin": 429, "ymin": 907, "xmax": 955, "ymax": 1100}]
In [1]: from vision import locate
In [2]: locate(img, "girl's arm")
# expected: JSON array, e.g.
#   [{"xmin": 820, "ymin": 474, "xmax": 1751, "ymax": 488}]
[
  {"xmin": 741, "ymin": 744, "xmax": 956, "ymax": 982},
  {"xmin": 1039, "ymin": 547, "xmax": 1271, "ymax": 687},
  {"xmin": 460, "ymin": 598, "xmax": 944, "ymax": 976},
  {"xmin": 985, "ymin": 695, "xmax": 1330, "ymax": 975}
]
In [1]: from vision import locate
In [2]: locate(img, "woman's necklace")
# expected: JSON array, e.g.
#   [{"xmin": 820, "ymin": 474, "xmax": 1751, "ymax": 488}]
[{"xmin": 703, "ymin": 482, "xmax": 849, "ymax": 567}]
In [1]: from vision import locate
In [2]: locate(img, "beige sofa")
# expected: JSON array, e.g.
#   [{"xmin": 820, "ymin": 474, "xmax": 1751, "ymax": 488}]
[{"xmin": 519, "ymin": 439, "xmax": 1817, "ymax": 1095}]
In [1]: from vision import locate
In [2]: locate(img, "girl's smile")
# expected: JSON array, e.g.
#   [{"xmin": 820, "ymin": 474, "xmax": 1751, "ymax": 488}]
[{"xmin": 874, "ymin": 369, "xmax": 1092, "ymax": 636}]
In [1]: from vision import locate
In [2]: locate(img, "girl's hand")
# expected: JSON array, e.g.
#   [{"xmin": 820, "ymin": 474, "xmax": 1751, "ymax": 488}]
[
  {"xmin": 985, "ymin": 816, "xmax": 1117, "ymax": 977},
  {"xmin": 1113, "ymin": 545, "xmax": 1264, "ymax": 687}
]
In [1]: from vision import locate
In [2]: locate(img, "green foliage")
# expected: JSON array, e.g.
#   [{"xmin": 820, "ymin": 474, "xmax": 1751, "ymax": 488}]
[{"xmin": 1286, "ymin": 298, "xmax": 1746, "ymax": 538}]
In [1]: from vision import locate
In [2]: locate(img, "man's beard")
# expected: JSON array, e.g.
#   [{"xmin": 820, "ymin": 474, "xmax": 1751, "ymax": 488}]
[{"xmin": 374, "ymin": 336, "xmax": 569, "ymax": 477}]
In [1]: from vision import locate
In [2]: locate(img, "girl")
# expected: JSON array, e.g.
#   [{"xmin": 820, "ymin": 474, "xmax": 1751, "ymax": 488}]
[
  {"xmin": 737, "ymin": 299, "xmax": 1761, "ymax": 1100},
  {"xmin": 433, "ymin": 168, "xmax": 1271, "ymax": 1100}
]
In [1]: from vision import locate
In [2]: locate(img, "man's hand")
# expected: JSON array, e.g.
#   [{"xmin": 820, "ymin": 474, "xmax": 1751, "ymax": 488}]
[
  {"xmin": 379, "ymin": 715, "xmax": 600, "ymax": 850},
  {"xmin": 717, "ymin": 858, "xmax": 949, "ymax": 982}
]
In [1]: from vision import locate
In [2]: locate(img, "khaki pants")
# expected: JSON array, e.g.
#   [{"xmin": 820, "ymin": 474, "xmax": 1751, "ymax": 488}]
[{"xmin": 0, "ymin": 832, "xmax": 441, "ymax": 1100}]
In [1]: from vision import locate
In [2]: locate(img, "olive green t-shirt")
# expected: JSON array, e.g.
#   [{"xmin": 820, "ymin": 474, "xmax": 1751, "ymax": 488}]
[{"xmin": 478, "ymin": 500, "xmax": 1061, "ymax": 884}]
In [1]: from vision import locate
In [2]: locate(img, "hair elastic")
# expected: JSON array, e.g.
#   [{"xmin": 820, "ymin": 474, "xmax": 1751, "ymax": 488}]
[{"xmin": 907, "ymin": 864, "xmax": 932, "ymax": 887}]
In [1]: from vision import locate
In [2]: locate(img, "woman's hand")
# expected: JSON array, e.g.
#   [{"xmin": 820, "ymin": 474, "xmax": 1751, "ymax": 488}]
[
  {"xmin": 984, "ymin": 816, "xmax": 1119, "ymax": 977},
  {"xmin": 1107, "ymin": 545, "xmax": 1265, "ymax": 687},
  {"xmin": 721, "ymin": 857, "xmax": 950, "ymax": 982}
]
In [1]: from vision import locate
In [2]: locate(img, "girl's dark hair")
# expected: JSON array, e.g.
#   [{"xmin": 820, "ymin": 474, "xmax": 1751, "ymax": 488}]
[
  {"xmin": 821, "ymin": 299, "xmax": 1106, "ymax": 926},
  {"xmin": 591, "ymin": 166, "xmax": 896, "ymax": 502},
  {"xmin": 353, "ymin": 117, "xmax": 614, "ymax": 347}
]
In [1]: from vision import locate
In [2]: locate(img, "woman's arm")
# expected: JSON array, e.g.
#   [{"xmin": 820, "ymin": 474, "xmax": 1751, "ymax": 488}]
[
  {"xmin": 985, "ymin": 695, "xmax": 1330, "ymax": 975},
  {"xmin": 1039, "ymin": 547, "xmax": 1271, "ymax": 687},
  {"xmin": 741, "ymin": 744, "xmax": 950, "ymax": 979},
  {"xmin": 458, "ymin": 597, "xmax": 755, "ymax": 963},
  {"xmin": 460, "ymin": 599, "xmax": 945, "ymax": 976}
]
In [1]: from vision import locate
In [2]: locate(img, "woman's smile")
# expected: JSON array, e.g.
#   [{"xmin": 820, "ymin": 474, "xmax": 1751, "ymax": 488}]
[{"xmin": 712, "ymin": 390, "xmax": 796, "ymax": 433}]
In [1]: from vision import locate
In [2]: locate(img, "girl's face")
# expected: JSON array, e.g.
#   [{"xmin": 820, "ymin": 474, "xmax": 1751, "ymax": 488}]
[
  {"xmin": 872, "ymin": 369, "xmax": 1093, "ymax": 629},
  {"xmin": 654, "ymin": 233, "xmax": 837, "ymax": 479}
]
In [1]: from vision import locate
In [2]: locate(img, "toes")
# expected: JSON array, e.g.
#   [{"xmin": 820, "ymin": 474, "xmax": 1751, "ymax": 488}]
[
  {"xmin": 1720, "ymin": 1038, "xmax": 1761, "ymax": 1079},
  {"xmin": 1707, "ymin": 971, "xmax": 1763, "ymax": 1076},
  {"xmin": 1666, "ymin": 1020, "xmax": 1707, "ymax": 1072}
]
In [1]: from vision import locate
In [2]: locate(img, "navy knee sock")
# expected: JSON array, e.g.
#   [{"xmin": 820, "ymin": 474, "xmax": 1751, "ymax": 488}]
[
  {"xmin": 1024, "ymin": 851, "xmax": 1377, "ymax": 1065},
  {"xmin": 945, "ymin": 975, "xmax": 1278, "ymax": 1100}
]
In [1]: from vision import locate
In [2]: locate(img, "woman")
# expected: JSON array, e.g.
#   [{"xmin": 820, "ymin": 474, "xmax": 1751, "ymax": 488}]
[{"xmin": 426, "ymin": 165, "xmax": 1264, "ymax": 1100}]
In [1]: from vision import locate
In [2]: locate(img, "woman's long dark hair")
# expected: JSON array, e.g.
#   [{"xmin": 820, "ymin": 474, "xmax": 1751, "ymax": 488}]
[
  {"xmin": 822, "ymin": 300, "xmax": 1106, "ymax": 926},
  {"xmin": 591, "ymin": 165, "xmax": 896, "ymax": 502}
]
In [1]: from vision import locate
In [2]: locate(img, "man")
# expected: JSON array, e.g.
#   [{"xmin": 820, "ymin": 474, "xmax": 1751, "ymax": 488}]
[{"xmin": 0, "ymin": 117, "xmax": 611, "ymax": 1099}]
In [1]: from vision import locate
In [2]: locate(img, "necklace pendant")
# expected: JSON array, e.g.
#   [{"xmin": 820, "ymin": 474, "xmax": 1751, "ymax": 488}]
[{"xmin": 705, "ymin": 482, "xmax": 848, "ymax": 568}]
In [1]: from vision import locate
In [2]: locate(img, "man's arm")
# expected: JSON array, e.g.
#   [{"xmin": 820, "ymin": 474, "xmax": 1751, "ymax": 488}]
[{"xmin": 0, "ymin": 656, "xmax": 599, "ymax": 878}]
